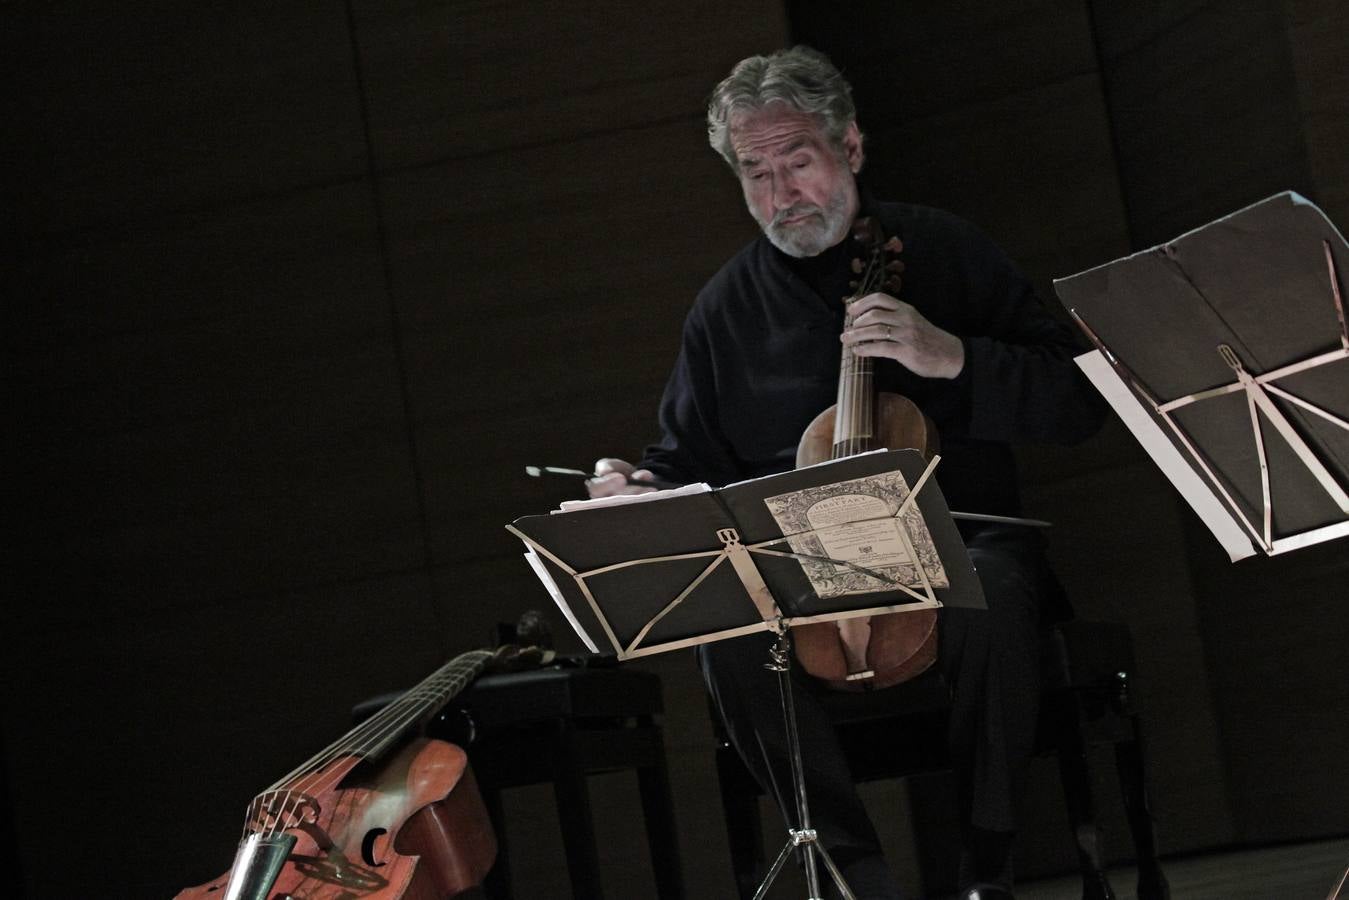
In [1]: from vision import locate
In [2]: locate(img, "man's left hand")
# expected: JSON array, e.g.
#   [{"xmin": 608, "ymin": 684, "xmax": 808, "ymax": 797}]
[{"xmin": 841, "ymin": 292, "xmax": 965, "ymax": 379}]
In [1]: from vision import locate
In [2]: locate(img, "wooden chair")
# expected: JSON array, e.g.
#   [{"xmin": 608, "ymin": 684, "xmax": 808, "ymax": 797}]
[{"xmin": 710, "ymin": 620, "xmax": 1170, "ymax": 899}]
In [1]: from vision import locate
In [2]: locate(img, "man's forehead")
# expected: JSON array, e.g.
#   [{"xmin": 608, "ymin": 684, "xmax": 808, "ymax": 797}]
[{"xmin": 729, "ymin": 106, "xmax": 829, "ymax": 163}]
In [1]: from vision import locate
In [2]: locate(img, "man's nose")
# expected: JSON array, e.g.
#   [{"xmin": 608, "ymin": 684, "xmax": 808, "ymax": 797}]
[{"xmin": 772, "ymin": 172, "xmax": 799, "ymax": 209}]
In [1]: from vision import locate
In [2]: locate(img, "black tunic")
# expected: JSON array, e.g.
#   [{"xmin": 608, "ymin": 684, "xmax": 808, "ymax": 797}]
[{"xmin": 640, "ymin": 198, "xmax": 1105, "ymax": 518}]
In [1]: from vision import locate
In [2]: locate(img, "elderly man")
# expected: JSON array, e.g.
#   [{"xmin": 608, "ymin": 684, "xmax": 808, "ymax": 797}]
[{"xmin": 589, "ymin": 46, "xmax": 1104, "ymax": 900}]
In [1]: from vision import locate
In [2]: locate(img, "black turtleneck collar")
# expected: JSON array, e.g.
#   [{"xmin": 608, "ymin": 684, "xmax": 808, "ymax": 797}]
[{"xmin": 775, "ymin": 177, "xmax": 894, "ymax": 310}]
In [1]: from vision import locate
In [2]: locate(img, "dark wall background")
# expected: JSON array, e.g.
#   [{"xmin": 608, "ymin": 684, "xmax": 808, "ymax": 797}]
[{"xmin": 3, "ymin": 2, "xmax": 1345, "ymax": 898}]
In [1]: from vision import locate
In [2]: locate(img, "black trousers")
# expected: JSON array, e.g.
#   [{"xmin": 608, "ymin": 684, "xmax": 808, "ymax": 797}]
[{"xmin": 697, "ymin": 526, "xmax": 1053, "ymax": 895}]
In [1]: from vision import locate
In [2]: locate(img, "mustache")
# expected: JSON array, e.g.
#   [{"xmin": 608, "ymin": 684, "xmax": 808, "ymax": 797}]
[{"xmin": 771, "ymin": 205, "xmax": 824, "ymax": 227}]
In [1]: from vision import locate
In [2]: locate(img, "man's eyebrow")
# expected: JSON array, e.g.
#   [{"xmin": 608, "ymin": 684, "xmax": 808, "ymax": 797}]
[{"xmin": 738, "ymin": 138, "xmax": 812, "ymax": 169}]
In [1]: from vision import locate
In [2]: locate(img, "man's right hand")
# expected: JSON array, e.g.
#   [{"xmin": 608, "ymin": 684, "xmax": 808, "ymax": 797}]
[{"xmin": 587, "ymin": 458, "xmax": 661, "ymax": 498}]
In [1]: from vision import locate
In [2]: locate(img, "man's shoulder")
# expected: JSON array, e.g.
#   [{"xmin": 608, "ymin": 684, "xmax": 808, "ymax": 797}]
[
  {"xmin": 693, "ymin": 234, "xmax": 776, "ymax": 313},
  {"xmin": 871, "ymin": 199, "xmax": 985, "ymax": 245},
  {"xmin": 871, "ymin": 198, "xmax": 1014, "ymax": 278}
]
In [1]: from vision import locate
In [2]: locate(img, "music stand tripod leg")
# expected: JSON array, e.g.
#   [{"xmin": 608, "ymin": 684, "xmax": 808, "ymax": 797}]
[{"xmin": 752, "ymin": 628, "xmax": 857, "ymax": 900}]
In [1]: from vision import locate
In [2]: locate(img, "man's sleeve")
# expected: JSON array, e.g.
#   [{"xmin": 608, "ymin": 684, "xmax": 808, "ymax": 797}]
[
  {"xmin": 639, "ymin": 307, "xmax": 743, "ymax": 486},
  {"xmin": 959, "ymin": 228, "xmax": 1108, "ymax": 445}
]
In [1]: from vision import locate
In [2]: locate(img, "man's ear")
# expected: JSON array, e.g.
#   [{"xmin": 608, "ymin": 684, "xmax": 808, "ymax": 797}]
[{"xmin": 842, "ymin": 121, "xmax": 865, "ymax": 174}]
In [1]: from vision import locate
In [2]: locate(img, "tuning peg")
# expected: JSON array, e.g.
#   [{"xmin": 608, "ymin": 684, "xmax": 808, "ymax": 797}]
[
  {"xmin": 885, "ymin": 237, "xmax": 903, "ymax": 253},
  {"xmin": 887, "ymin": 260, "xmax": 905, "ymax": 273},
  {"xmin": 851, "ymin": 258, "xmax": 864, "ymax": 273},
  {"xmin": 884, "ymin": 276, "xmax": 902, "ymax": 293}
]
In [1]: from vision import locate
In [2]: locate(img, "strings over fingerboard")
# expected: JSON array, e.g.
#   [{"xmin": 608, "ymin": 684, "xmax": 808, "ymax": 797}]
[{"xmin": 833, "ymin": 218, "xmax": 902, "ymax": 458}]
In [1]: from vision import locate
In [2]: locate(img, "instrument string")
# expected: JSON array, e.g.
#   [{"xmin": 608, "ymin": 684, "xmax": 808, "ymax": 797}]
[
  {"xmin": 241, "ymin": 649, "xmax": 494, "ymax": 842},
  {"xmin": 841, "ymin": 239, "xmax": 883, "ymax": 459},
  {"xmin": 799, "ymin": 218, "xmax": 938, "ymax": 693},
  {"xmin": 261, "ymin": 654, "xmax": 486, "ymax": 838}
]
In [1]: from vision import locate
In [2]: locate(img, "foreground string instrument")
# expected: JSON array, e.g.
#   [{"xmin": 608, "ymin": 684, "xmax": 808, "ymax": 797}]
[
  {"xmin": 792, "ymin": 217, "xmax": 941, "ymax": 691},
  {"xmin": 173, "ymin": 647, "xmax": 543, "ymax": 900}
]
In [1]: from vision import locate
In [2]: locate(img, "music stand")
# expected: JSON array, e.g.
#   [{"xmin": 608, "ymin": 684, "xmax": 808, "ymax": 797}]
[
  {"xmin": 1056, "ymin": 191, "xmax": 1349, "ymax": 561},
  {"xmin": 507, "ymin": 449, "xmax": 985, "ymax": 899}
]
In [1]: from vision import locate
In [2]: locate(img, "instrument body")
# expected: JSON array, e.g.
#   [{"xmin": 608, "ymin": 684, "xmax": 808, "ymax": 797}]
[
  {"xmin": 792, "ymin": 218, "xmax": 941, "ymax": 692},
  {"xmin": 177, "ymin": 741, "xmax": 494, "ymax": 900},
  {"xmin": 176, "ymin": 649, "xmax": 512, "ymax": 900}
]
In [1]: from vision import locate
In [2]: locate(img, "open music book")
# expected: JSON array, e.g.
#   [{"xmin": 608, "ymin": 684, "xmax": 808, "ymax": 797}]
[{"xmin": 507, "ymin": 449, "xmax": 984, "ymax": 660}]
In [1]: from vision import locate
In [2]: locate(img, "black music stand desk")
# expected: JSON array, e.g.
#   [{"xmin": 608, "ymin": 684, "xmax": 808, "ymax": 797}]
[
  {"xmin": 1057, "ymin": 191, "xmax": 1349, "ymax": 560},
  {"xmin": 508, "ymin": 449, "xmax": 984, "ymax": 899}
]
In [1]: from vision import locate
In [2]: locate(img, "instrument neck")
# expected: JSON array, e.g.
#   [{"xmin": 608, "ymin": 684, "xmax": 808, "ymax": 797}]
[
  {"xmin": 832, "ymin": 303, "xmax": 877, "ymax": 459},
  {"xmin": 356, "ymin": 649, "xmax": 494, "ymax": 760},
  {"xmin": 264, "ymin": 649, "xmax": 493, "ymax": 793},
  {"xmin": 237, "ymin": 648, "xmax": 496, "ymax": 844}
]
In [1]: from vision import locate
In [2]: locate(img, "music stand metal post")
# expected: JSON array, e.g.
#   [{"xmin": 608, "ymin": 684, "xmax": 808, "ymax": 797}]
[{"xmin": 755, "ymin": 621, "xmax": 856, "ymax": 900}]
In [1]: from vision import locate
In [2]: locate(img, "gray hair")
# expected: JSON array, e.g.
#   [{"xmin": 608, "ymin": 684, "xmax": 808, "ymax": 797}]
[{"xmin": 707, "ymin": 45, "xmax": 858, "ymax": 169}]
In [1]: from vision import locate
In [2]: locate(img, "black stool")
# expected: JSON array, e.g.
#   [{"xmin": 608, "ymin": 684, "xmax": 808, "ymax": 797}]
[
  {"xmin": 711, "ymin": 620, "xmax": 1169, "ymax": 900},
  {"xmin": 358, "ymin": 663, "xmax": 683, "ymax": 900}
]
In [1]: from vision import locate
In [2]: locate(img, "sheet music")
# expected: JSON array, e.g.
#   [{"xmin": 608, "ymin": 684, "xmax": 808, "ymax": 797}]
[
  {"xmin": 508, "ymin": 449, "xmax": 984, "ymax": 660},
  {"xmin": 555, "ymin": 481, "xmax": 711, "ymax": 513},
  {"xmin": 763, "ymin": 469, "xmax": 949, "ymax": 599}
]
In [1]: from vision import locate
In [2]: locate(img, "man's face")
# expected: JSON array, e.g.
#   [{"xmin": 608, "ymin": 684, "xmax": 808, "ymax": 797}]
[{"xmin": 730, "ymin": 104, "xmax": 863, "ymax": 258}]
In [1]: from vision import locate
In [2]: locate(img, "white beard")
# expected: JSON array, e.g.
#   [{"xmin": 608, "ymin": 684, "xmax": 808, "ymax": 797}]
[{"xmin": 757, "ymin": 183, "xmax": 854, "ymax": 258}]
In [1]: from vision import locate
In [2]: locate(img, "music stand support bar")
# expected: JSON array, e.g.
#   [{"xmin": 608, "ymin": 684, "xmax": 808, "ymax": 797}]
[{"xmin": 752, "ymin": 626, "xmax": 857, "ymax": 900}]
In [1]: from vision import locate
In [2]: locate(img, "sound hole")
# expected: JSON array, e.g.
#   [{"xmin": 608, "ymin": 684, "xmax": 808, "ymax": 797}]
[{"xmin": 361, "ymin": 827, "xmax": 388, "ymax": 867}]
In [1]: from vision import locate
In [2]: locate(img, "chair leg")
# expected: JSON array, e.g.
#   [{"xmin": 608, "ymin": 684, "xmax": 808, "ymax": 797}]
[
  {"xmin": 635, "ymin": 722, "xmax": 685, "ymax": 900},
  {"xmin": 553, "ymin": 725, "xmax": 604, "ymax": 899},
  {"xmin": 1051, "ymin": 693, "xmax": 1116, "ymax": 900},
  {"xmin": 1115, "ymin": 727, "xmax": 1170, "ymax": 900}
]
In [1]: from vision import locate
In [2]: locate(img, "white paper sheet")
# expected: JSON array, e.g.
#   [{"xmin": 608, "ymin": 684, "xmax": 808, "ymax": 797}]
[{"xmin": 524, "ymin": 546, "xmax": 598, "ymax": 652}]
